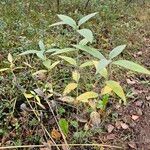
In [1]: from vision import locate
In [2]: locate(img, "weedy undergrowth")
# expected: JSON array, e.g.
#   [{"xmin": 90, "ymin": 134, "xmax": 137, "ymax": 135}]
[{"xmin": 1, "ymin": 12, "xmax": 150, "ymax": 140}]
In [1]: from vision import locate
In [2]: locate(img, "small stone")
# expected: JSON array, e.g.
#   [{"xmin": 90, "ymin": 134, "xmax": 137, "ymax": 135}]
[{"xmin": 131, "ymin": 115, "xmax": 139, "ymax": 120}]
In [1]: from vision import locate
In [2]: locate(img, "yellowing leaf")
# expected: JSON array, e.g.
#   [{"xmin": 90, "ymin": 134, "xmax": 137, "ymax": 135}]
[
  {"xmin": 61, "ymin": 96, "xmax": 75, "ymax": 103},
  {"xmin": 93, "ymin": 61, "xmax": 108, "ymax": 78},
  {"xmin": 8, "ymin": 53, "xmax": 13, "ymax": 63},
  {"xmin": 76, "ymin": 91, "xmax": 98, "ymax": 102},
  {"xmin": 0, "ymin": 68, "xmax": 9, "ymax": 72},
  {"xmin": 101, "ymin": 85, "xmax": 112, "ymax": 95},
  {"xmin": 59, "ymin": 55, "xmax": 77, "ymax": 66},
  {"xmin": 106, "ymin": 80, "xmax": 126, "ymax": 104},
  {"xmin": 72, "ymin": 70, "xmax": 80, "ymax": 82},
  {"xmin": 63, "ymin": 83, "xmax": 78, "ymax": 95},
  {"xmin": 35, "ymin": 95, "xmax": 45, "ymax": 109},
  {"xmin": 23, "ymin": 93, "xmax": 34, "ymax": 99},
  {"xmin": 51, "ymin": 128, "xmax": 61, "ymax": 140}
]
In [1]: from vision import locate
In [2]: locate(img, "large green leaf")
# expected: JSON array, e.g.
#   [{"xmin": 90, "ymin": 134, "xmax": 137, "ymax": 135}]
[
  {"xmin": 95, "ymin": 59, "xmax": 111, "ymax": 74},
  {"xmin": 106, "ymin": 80, "xmax": 126, "ymax": 104},
  {"xmin": 52, "ymin": 48, "xmax": 76, "ymax": 55},
  {"xmin": 36, "ymin": 51, "xmax": 45, "ymax": 60},
  {"xmin": 113, "ymin": 60, "xmax": 150, "ymax": 75},
  {"xmin": 19, "ymin": 50, "xmax": 39, "ymax": 55},
  {"xmin": 45, "ymin": 48, "xmax": 60, "ymax": 53},
  {"xmin": 79, "ymin": 38, "xmax": 89, "ymax": 45},
  {"xmin": 59, "ymin": 55, "xmax": 77, "ymax": 66},
  {"xmin": 109, "ymin": 45, "xmax": 126, "ymax": 59},
  {"xmin": 77, "ymin": 29, "xmax": 93, "ymax": 43},
  {"xmin": 73, "ymin": 45, "xmax": 105, "ymax": 59},
  {"xmin": 78, "ymin": 12, "xmax": 98, "ymax": 27},
  {"xmin": 57, "ymin": 14, "xmax": 77, "ymax": 29},
  {"xmin": 59, "ymin": 119, "xmax": 69, "ymax": 136}
]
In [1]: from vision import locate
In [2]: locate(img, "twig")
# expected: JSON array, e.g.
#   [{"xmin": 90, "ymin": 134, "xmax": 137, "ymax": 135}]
[{"xmin": 0, "ymin": 143, "xmax": 123, "ymax": 149}]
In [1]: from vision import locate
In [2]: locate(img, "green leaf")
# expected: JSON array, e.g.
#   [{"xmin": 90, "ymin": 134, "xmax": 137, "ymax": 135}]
[
  {"xmin": 57, "ymin": 14, "xmax": 77, "ymax": 29},
  {"xmin": 109, "ymin": 45, "xmax": 126, "ymax": 59},
  {"xmin": 0, "ymin": 68, "xmax": 10, "ymax": 72},
  {"xmin": 59, "ymin": 119, "xmax": 69, "ymax": 136},
  {"xmin": 113, "ymin": 60, "xmax": 150, "ymax": 75},
  {"xmin": 99, "ymin": 68, "xmax": 108, "ymax": 79},
  {"xmin": 95, "ymin": 59, "xmax": 111, "ymax": 74},
  {"xmin": 38, "ymin": 40, "xmax": 45, "ymax": 51},
  {"xmin": 59, "ymin": 55, "xmax": 77, "ymax": 66},
  {"xmin": 50, "ymin": 21, "xmax": 65, "ymax": 27},
  {"xmin": 19, "ymin": 50, "xmax": 39, "ymax": 55},
  {"xmin": 78, "ymin": 12, "xmax": 98, "ymax": 27},
  {"xmin": 73, "ymin": 45, "xmax": 105, "ymax": 59},
  {"xmin": 52, "ymin": 48, "xmax": 76, "ymax": 55},
  {"xmin": 49, "ymin": 61, "xmax": 60, "ymax": 70},
  {"xmin": 80, "ymin": 61, "xmax": 93, "ymax": 68},
  {"xmin": 46, "ymin": 48, "xmax": 60, "ymax": 53},
  {"xmin": 42, "ymin": 59, "xmax": 51, "ymax": 69},
  {"xmin": 79, "ymin": 38, "xmax": 89, "ymax": 45},
  {"xmin": 106, "ymin": 80, "xmax": 126, "ymax": 104},
  {"xmin": 36, "ymin": 51, "xmax": 45, "ymax": 60},
  {"xmin": 63, "ymin": 83, "xmax": 78, "ymax": 95},
  {"xmin": 77, "ymin": 29, "xmax": 93, "ymax": 43},
  {"xmin": 76, "ymin": 91, "xmax": 98, "ymax": 102}
]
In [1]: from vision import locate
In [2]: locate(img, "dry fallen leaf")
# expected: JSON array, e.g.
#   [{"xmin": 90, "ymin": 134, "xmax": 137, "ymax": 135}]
[
  {"xmin": 120, "ymin": 122, "xmax": 129, "ymax": 129},
  {"xmin": 106, "ymin": 134, "xmax": 116, "ymax": 140},
  {"xmin": 115, "ymin": 121, "xmax": 122, "ymax": 129},
  {"xmin": 131, "ymin": 115, "xmax": 139, "ymax": 120},
  {"xmin": 128, "ymin": 141, "xmax": 137, "ymax": 149},
  {"xmin": 126, "ymin": 78, "xmax": 137, "ymax": 85},
  {"xmin": 107, "ymin": 124, "xmax": 115, "ymax": 133},
  {"xmin": 51, "ymin": 128, "xmax": 61, "ymax": 140},
  {"xmin": 90, "ymin": 111, "xmax": 101, "ymax": 127}
]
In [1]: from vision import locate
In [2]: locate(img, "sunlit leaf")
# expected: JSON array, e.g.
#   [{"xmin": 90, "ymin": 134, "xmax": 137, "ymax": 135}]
[
  {"xmin": 42, "ymin": 59, "xmax": 51, "ymax": 69},
  {"xmin": 77, "ymin": 29, "xmax": 93, "ymax": 43},
  {"xmin": 79, "ymin": 38, "xmax": 89, "ymax": 45},
  {"xmin": 106, "ymin": 80, "xmax": 126, "ymax": 104},
  {"xmin": 23, "ymin": 93, "xmax": 34, "ymax": 99},
  {"xmin": 0, "ymin": 68, "xmax": 9, "ymax": 72},
  {"xmin": 109, "ymin": 45, "xmax": 126, "ymax": 59},
  {"xmin": 52, "ymin": 48, "xmax": 76, "ymax": 55},
  {"xmin": 72, "ymin": 70, "xmax": 80, "ymax": 82},
  {"xmin": 32, "ymin": 70, "xmax": 47, "ymax": 76},
  {"xmin": 76, "ymin": 91, "xmax": 98, "ymax": 102},
  {"xmin": 36, "ymin": 51, "xmax": 45, "ymax": 60},
  {"xmin": 78, "ymin": 12, "xmax": 98, "ymax": 27},
  {"xmin": 95, "ymin": 59, "xmax": 111, "ymax": 74},
  {"xmin": 8, "ymin": 53, "xmax": 13, "ymax": 63},
  {"xmin": 59, "ymin": 119, "xmax": 68, "ymax": 136},
  {"xmin": 49, "ymin": 61, "xmax": 60, "ymax": 70},
  {"xmin": 113, "ymin": 60, "xmax": 150, "ymax": 75},
  {"xmin": 38, "ymin": 40, "xmax": 45, "ymax": 51},
  {"xmin": 59, "ymin": 55, "xmax": 77, "ymax": 66},
  {"xmin": 73, "ymin": 45, "xmax": 105, "ymax": 59},
  {"xmin": 93, "ymin": 61, "xmax": 108, "ymax": 78},
  {"xmin": 101, "ymin": 85, "xmax": 112, "ymax": 95},
  {"xmin": 45, "ymin": 48, "xmax": 60, "ymax": 53},
  {"xmin": 19, "ymin": 50, "xmax": 39, "ymax": 55},
  {"xmin": 57, "ymin": 14, "xmax": 77, "ymax": 29},
  {"xmin": 50, "ymin": 21, "xmax": 65, "ymax": 27},
  {"xmin": 63, "ymin": 83, "xmax": 78, "ymax": 95},
  {"xmin": 80, "ymin": 61, "xmax": 93, "ymax": 68}
]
